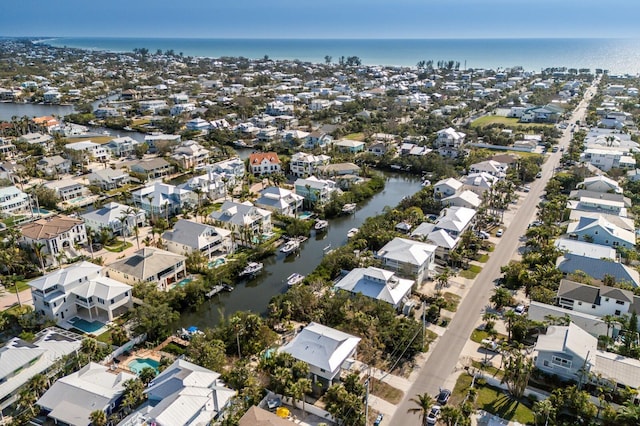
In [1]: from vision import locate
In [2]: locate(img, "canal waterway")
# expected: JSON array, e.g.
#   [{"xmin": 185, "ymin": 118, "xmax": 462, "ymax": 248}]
[{"xmin": 175, "ymin": 172, "xmax": 423, "ymax": 329}]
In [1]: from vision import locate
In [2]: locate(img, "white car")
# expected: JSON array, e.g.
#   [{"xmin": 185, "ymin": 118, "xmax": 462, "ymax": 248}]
[
  {"xmin": 496, "ymin": 229, "xmax": 504, "ymax": 237},
  {"xmin": 514, "ymin": 304, "xmax": 526, "ymax": 315},
  {"xmin": 426, "ymin": 405, "xmax": 441, "ymax": 425},
  {"xmin": 481, "ymin": 338, "xmax": 500, "ymax": 352}
]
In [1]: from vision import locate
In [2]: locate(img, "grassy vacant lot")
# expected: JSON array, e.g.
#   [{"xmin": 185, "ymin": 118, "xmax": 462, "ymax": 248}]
[
  {"xmin": 442, "ymin": 292, "xmax": 461, "ymax": 312},
  {"xmin": 344, "ymin": 132, "xmax": 365, "ymax": 141},
  {"xmin": 471, "ymin": 115, "xmax": 554, "ymax": 130},
  {"xmin": 451, "ymin": 373, "xmax": 534, "ymax": 424},
  {"xmin": 367, "ymin": 377, "xmax": 404, "ymax": 404},
  {"xmin": 475, "ymin": 253, "xmax": 490, "ymax": 263}
]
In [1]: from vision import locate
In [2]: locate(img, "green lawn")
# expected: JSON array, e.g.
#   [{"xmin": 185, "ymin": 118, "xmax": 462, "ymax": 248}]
[
  {"xmin": 442, "ymin": 292, "xmax": 461, "ymax": 312},
  {"xmin": 471, "ymin": 115, "xmax": 554, "ymax": 130},
  {"xmin": 104, "ymin": 241, "xmax": 133, "ymax": 252},
  {"xmin": 475, "ymin": 384, "xmax": 535, "ymax": 425},
  {"xmin": 344, "ymin": 132, "xmax": 365, "ymax": 141},
  {"xmin": 460, "ymin": 264, "xmax": 482, "ymax": 279},
  {"xmin": 475, "ymin": 254, "xmax": 490, "ymax": 263}
]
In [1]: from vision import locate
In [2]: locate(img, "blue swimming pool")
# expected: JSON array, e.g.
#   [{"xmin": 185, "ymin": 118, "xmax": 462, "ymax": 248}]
[
  {"xmin": 177, "ymin": 277, "xmax": 193, "ymax": 287},
  {"xmin": 207, "ymin": 258, "xmax": 225, "ymax": 269},
  {"xmin": 128, "ymin": 358, "xmax": 159, "ymax": 375},
  {"xmin": 70, "ymin": 317, "xmax": 104, "ymax": 334}
]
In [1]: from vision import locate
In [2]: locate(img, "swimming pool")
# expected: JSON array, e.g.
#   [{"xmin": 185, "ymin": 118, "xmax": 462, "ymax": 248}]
[
  {"xmin": 69, "ymin": 317, "xmax": 105, "ymax": 334},
  {"xmin": 177, "ymin": 277, "xmax": 193, "ymax": 287},
  {"xmin": 207, "ymin": 258, "xmax": 225, "ymax": 269},
  {"xmin": 128, "ymin": 358, "xmax": 159, "ymax": 375}
]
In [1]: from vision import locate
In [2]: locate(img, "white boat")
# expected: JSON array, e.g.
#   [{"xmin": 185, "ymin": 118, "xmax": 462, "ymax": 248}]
[
  {"xmin": 280, "ymin": 239, "xmax": 300, "ymax": 255},
  {"xmin": 347, "ymin": 228, "xmax": 359, "ymax": 239},
  {"xmin": 240, "ymin": 262, "xmax": 263, "ymax": 276},
  {"xmin": 342, "ymin": 203, "xmax": 357, "ymax": 214},
  {"xmin": 314, "ymin": 220, "xmax": 329, "ymax": 231},
  {"xmin": 233, "ymin": 140, "xmax": 248, "ymax": 148},
  {"xmin": 287, "ymin": 273, "xmax": 305, "ymax": 287}
]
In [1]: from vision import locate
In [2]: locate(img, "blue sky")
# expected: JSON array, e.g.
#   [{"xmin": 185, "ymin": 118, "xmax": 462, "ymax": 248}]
[{"xmin": 3, "ymin": 0, "xmax": 640, "ymax": 39}]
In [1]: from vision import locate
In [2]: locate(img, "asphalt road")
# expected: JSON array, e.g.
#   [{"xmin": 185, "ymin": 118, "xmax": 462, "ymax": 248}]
[{"xmin": 390, "ymin": 78, "xmax": 599, "ymax": 425}]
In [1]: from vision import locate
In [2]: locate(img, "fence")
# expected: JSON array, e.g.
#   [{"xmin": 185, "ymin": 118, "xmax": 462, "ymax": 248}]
[{"xmin": 102, "ymin": 333, "xmax": 147, "ymax": 364}]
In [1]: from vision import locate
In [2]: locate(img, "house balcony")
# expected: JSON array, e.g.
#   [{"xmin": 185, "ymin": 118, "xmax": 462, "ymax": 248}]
[{"xmin": 75, "ymin": 298, "xmax": 95, "ymax": 310}]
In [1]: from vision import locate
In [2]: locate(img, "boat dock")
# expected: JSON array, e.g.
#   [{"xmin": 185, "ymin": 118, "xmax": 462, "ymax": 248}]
[{"xmin": 206, "ymin": 284, "xmax": 234, "ymax": 298}]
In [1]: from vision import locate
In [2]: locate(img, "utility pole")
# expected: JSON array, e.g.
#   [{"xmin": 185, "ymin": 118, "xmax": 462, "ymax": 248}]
[
  {"xmin": 422, "ymin": 300, "xmax": 426, "ymax": 347},
  {"xmin": 364, "ymin": 373, "xmax": 370, "ymax": 426}
]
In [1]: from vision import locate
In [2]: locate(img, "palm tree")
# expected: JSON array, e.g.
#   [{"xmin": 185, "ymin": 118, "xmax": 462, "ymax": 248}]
[
  {"xmin": 32, "ymin": 242, "xmax": 46, "ymax": 272},
  {"xmin": 145, "ymin": 195, "xmax": 155, "ymax": 223},
  {"xmin": 118, "ymin": 214, "xmax": 129, "ymax": 248},
  {"xmin": 407, "ymin": 392, "xmax": 435, "ymax": 425},
  {"xmin": 440, "ymin": 405, "xmax": 465, "ymax": 426},
  {"xmin": 89, "ymin": 409, "xmax": 107, "ymax": 426},
  {"xmin": 288, "ymin": 378, "xmax": 312, "ymax": 417}
]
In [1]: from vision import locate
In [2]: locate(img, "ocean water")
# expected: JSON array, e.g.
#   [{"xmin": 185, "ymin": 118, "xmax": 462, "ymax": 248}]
[{"xmin": 44, "ymin": 37, "xmax": 640, "ymax": 74}]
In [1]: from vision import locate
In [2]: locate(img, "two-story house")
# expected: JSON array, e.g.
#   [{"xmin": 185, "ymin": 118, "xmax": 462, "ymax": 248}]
[
  {"xmin": 65, "ymin": 140, "xmax": 110, "ymax": 163},
  {"xmin": 105, "ymin": 136, "xmax": 141, "ymax": 158},
  {"xmin": 171, "ymin": 140, "xmax": 211, "ymax": 170},
  {"xmin": 43, "ymin": 179, "xmax": 85, "ymax": 202},
  {"xmin": 29, "ymin": 261, "xmax": 133, "ymax": 323},
  {"xmin": 81, "ymin": 202, "xmax": 146, "ymax": 237},
  {"xmin": 304, "ymin": 131, "xmax": 332, "ymax": 149},
  {"xmin": 129, "ymin": 158, "xmax": 174, "ymax": 181},
  {"xmin": 36, "ymin": 155, "xmax": 72, "ymax": 176},
  {"xmin": 87, "ymin": 168, "xmax": 131, "ymax": 190},
  {"xmin": 106, "ymin": 247, "xmax": 187, "ymax": 291},
  {"xmin": 209, "ymin": 201, "xmax": 273, "ymax": 247},
  {"xmin": 132, "ymin": 182, "xmax": 197, "ymax": 219},
  {"xmin": 335, "ymin": 266, "xmax": 414, "ymax": 310},
  {"xmin": 20, "ymin": 215, "xmax": 87, "ymax": 266},
  {"xmin": 0, "ymin": 186, "xmax": 31, "ymax": 216},
  {"xmin": 248, "ymin": 152, "xmax": 281, "ymax": 176},
  {"xmin": 436, "ymin": 127, "xmax": 466, "ymax": 158},
  {"xmin": 254, "ymin": 186, "xmax": 304, "ymax": 217},
  {"xmin": 162, "ymin": 219, "xmax": 232, "ymax": 260},
  {"xmin": 376, "ymin": 237, "xmax": 437, "ymax": 284},
  {"xmin": 294, "ymin": 176, "xmax": 338, "ymax": 207}
]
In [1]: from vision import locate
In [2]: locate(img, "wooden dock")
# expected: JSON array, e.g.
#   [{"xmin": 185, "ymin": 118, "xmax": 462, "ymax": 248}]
[{"xmin": 206, "ymin": 284, "xmax": 234, "ymax": 298}]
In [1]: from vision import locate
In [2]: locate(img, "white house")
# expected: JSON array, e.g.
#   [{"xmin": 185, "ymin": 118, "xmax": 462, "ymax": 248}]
[
  {"xmin": 37, "ymin": 362, "xmax": 137, "ymax": 426},
  {"xmin": 0, "ymin": 186, "xmax": 31, "ymax": 216},
  {"xmin": 120, "ymin": 359, "xmax": 235, "ymax": 426},
  {"xmin": 254, "ymin": 186, "xmax": 304, "ymax": 217},
  {"xmin": 289, "ymin": 152, "xmax": 331, "ymax": 177},
  {"xmin": 29, "ymin": 261, "xmax": 133, "ymax": 323},
  {"xmin": 294, "ymin": 176, "xmax": 338, "ymax": 206},
  {"xmin": 376, "ymin": 237, "xmax": 437, "ymax": 284},
  {"xmin": 0, "ymin": 328, "xmax": 83, "ymax": 412},
  {"xmin": 44, "ymin": 178, "xmax": 85, "ymax": 202},
  {"xmin": 171, "ymin": 140, "xmax": 210, "ymax": 170},
  {"xmin": 209, "ymin": 201, "xmax": 273, "ymax": 246},
  {"xmin": 335, "ymin": 266, "xmax": 414, "ymax": 309},
  {"xmin": 179, "ymin": 170, "xmax": 228, "ymax": 201},
  {"xmin": 162, "ymin": 219, "xmax": 231, "ymax": 260},
  {"xmin": 468, "ymin": 160, "xmax": 508, "ymax": 179},
  {"xmin": 248, "ymin": 152, "xmax": 281, "ymax": 175},
  {"xmin": 132, "ymin": 182, "xmax": 197, "ymax": 219},
  {"xmin": 87, "ymin": 168, "xmax": 131, "ymax": 190},
  {"xmin": 65, "ymin": 140, "xmax": 110, "ymax": 163},
  {"xmin": 433, "ymin": 177, "xmax": 463, "ymax": 199},
  {"xmin": 534, "ymin": 323, "xmax": 597, "ymax": 381},
  {"xmin": 441, "ymin": 190, "xmax": 482, "ymax": 209},
  {"xmin": 577, "ymin": 175, "xmax": 622, "ymax": 194},
  {"xmin": 81, "ymin": 202, "xmax": 146, "ymax": 237},
  {"xmin": 436, "ymin": 127, "xmax": 466, "ymax": 158},
  {"xmin": 20, "ymin": 215, "xmax": 87, "ymax": 266},
  {"xmin": 37, "ymin": 155, "xmax": 72, "ymax": 176},
  {"xmin": 461, "ymin": 172, "xmax": 498, "ymax": 196},
  {"xmin": 555, "ymin": 279, "xmax": 639, "ymax": 318},
  {"xmin": 280, "ymin": 322, "xmax": 360, "ymax": 384},
  {"xmin": 580, "ymin": 148, "xmax": 636, "ymax": 172}
]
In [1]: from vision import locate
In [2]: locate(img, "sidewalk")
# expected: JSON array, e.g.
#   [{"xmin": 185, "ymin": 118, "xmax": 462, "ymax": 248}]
[{"xmin": 0, "ymin": 287, "xmax": 33, "ymax": 311}]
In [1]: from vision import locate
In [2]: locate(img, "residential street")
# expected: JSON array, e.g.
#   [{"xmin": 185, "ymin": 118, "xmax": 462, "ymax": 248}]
[{"xmin": 389, "ymin": 79, "xmax": 598, "ymax": 425}]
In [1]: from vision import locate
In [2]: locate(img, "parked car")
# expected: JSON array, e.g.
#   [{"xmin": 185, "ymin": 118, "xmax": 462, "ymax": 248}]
[
  {"xmin": 426, "ymin": 405, "xmax": 441, "ymax": 425},
  {"xmin": 481, "ymin": 338, "xmax": 500, "ymax": 352},
  {"xmin": 437, "ymin": 388, "xmax": 452, "ymax": 405},
  {"xmin": 514, "ymin": 304, "xmax": 526, "ymax": 315},
  {"xmin": 522, "ymin": 185, "xmax": 531, "ymax": 192},
  {"xmin": 496, "ymin": 228, "xmax": 504, "ymax": 237},
  {"xmin": 536, "ymin": 171, "xmax": 543, "ymax": 178},
  {"xmin": 477, "ymin": 230, "xmax": 490, "ymax": 239},
  {"xmin": 373, "ymin": 413, "xmax": 384, "ymax": 426}
]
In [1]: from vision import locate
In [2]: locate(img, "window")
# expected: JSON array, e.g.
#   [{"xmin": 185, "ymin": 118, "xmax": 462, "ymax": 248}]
[
  {"xmin": 592, "ymin": 304, "xmax": 596, "ymax": 309},
  {"xmin": 616, "ymin": 300, "xmax": 625, "ymax": 305},
  {"xmin": 615, "ymin": 310, "xmax": 621, "ymax": 316},
  {"xmin": 551, "ymin": 356, "xmax": 572, "ymax": 369},
  {"xmin": 605, "ymin": 298, "xmax": 609, "ymax": 302}
]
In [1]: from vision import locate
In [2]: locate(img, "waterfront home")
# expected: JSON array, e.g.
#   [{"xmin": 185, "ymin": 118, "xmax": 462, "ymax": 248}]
[
  {"xmin": 294, "ymin": 176, "xmax": 338, "ymax": 207},
  {"xmin": 87, "ymin": 168, "xmax": 131, "ymax": 190},
  {"xmin": 36, "ymin": 155, "xmax": 71, "ymax": 176},
  {"xmin": 106, "ymin": 247, "xmax": 187, "ymax": 291},
  {"xmin": 576, "ymin": 175, "xmax": 622, "ymax": 194},
  {"xmin": 65, "ymin": 140, "xmax": 110, "ymax": 163},
  {"xmin": 210, "ymin": 157, "xmax": 245, "ymax": 180},
  {"xmin": 43, "ymin": 178, "xmax": 86, "ymax": 202},
  {"xmin": 248, "ymin": 152, "xmax": 281, "ymax": 176},
  {"xmin": 209, "ymin": 200, "xmax": 273, "ymax": 246},
  {"xmin": 431, "ymin": 206, "xmax": 476, "ymax": 238},
  {"xmin": 81, "ymin": 202, "xmax": 146, "ymax": 237},
  {"xmin": 171, "ymin": 140, "xmax": 210, "ymax": 170},
  {"xmin": 367, "ymin": 141, "xmax": 390, "ymax": 156},
  {"xmin": 289, "ymin": 152, "xmax": 331, "ymax": 177},
  {"xmin": 132, "ymin": 182, "xmax": 197, "ymax": 219},
  {"xmin": 0, "ymin": 185, "xmax": 31, "ymax": 216},
  {"xmin": 376, "ymin": 237, "xmax": 437, "ymax": 284},
  {"xmin": 0, "ymin": 328, "xmax": 83, "ymax": 413},
  {"xmin": 139, "ymin": 100, "xmax": 169, "ymax": 114},
  {"xmin": 186, "ymin": 117, "xmax": 212, "ymax": 131},
  {"xmin": 433, "ymin": 177, "xmax": 463, "ymax": 199},
  {"xmin": 436, "ymin": 127, "xmax": 466, "ymax": 158},
  {"xmin": 29, "ymin": 261, "xmax": 133, "ymax": 323},
  {"xmin": 144, "ymin": 133, "xmax": 181, "ymax": 151},
  {"xmin": 120, "ymin": 359, "xmax": 235, "ymax": 426},
  {"xmin": 37, "ymin": 362, "xmax": 137, "ymax": 426},
  {"xmin": 335, "ymin": 266, "xmax": 414, "ymax": 310},
  {"xmin": 162, "ymin": 219, "xmax": 232, "ymax": 260},
  {"xmin": 105, "ymin": 136, "xmax": 141, "ymax": 158},
  {"xmin": 254, "ymin": 186, "xmax": 304, "ymax": 217},
  {"xmin": 129, "ymin": 158, "xmax": 174, "ymax": 181},
  {"xmin": 19, "ymin": 215, "xmax": 87, "ymax": 266},
  {"xmin": 0, "ymin": 137, "xmax": 16, "ymax": 159},
  {"xmin": 280, "ymin": 322, "xmax": 360, "ymax": 385},
  {"xmin": 316, "ymin": 162, "xmax": 361, "ymax": 178},
  {"xmin": 179, "ymin": 169, "xmax": 228, "ymax": 201}
]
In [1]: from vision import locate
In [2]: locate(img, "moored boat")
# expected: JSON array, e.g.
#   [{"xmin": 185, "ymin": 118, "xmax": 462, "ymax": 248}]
[
  {"xmin": 287, "ymin": 273, "xmax": 305, "ymax": 287},
  {"xmin": 280, "ymin": 239, "xmax": 300, "ymax": 255},
  {"xmin": 342, "ymin": 203, "xmax": 357, "ymax": 214},
  {"xmin": 240, "ymin": 262, "xmax": 263, "ymax": 276},
  {"xmin": 314, "ymin": 219, "xmax": 329, "ymax": 231},
  {"xmin": 347, "ymin": 228, "xmax": 359, "ymax": 239}
]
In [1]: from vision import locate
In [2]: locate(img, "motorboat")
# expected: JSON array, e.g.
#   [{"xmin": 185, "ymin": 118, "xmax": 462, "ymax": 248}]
[
  {"xmin": 287, "ymin": 273, "xmax": 305, "ymax": 287},
  {"xmin": 280, "ymin": 239, "xmax": 300, "ymax": 255},
  {"xmin": 347, "ymin": 228, "xmax": 359, "ymax": 239},
  {"xmin": 240, "ymin": 262, "xmax": 263, "ymax": 276},
  {"xmin": 233, "ymin": 139, "xmax": 248, "ymax": 148},
  {"xmin": 342, "ymin": 203, "xmax": 357, "ymax": 214},
  {"xmin": 314, "ymin": 220, "xmax": 329, "ymax": 231}
]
